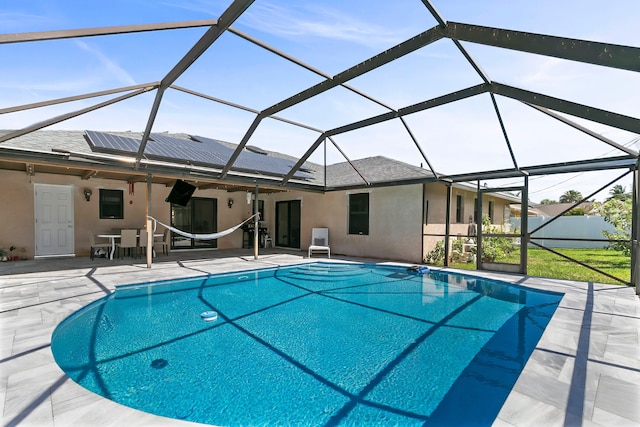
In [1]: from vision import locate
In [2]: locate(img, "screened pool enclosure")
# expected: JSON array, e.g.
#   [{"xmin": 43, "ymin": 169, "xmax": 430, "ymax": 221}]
[{"xmin": 0, "ymin": 0, "xmax": 638, "ymax": 291}]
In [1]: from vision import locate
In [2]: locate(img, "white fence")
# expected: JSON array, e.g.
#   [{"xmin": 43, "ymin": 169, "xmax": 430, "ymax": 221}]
[{"xmin": 510, "ymin": 216, "xmax": 616, "ymax": 248}]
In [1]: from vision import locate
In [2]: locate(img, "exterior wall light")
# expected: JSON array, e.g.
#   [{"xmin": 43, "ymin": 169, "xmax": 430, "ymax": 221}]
[
  {"xmin": 83, "ymin": 188, "xmax": 92, "ymax": 202},
  {"xmin": 228, "ymin": 198, "xmax": 234, "ymax": 208}
]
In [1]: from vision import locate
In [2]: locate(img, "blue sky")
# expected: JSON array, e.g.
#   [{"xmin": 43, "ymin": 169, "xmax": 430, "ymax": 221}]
[{"xmin": 1, "ymin": 0, "xmax": 639, "ymax": 202}]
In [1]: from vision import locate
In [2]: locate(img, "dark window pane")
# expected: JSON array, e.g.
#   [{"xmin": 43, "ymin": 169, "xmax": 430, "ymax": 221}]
[
  {"xmin": 424, "ymin": 200, "xmax": 429, "ymax": 225},
  {"xmin": 349, "ymin": 193, "xmax": 369, "ymax": 235},
  {"xmin": 474, "ymin": 198, "xmax": 478, "ymax": 223},
  {"xmin": 456, "ymin": 195, "xmax": 463, "ymax": 223},
  {"xmin": 489, "ymin": 201, "xmax": 495, "ymax": 223},
  {"xmin": 99, "ymin": 189, "xmax": 123, "ymax": 219}
]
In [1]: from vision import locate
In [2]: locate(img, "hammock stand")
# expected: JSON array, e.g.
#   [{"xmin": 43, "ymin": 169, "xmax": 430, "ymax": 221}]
[{"xmin": 147, "ymin": 213, "xmax": 260, "ymax": 241}]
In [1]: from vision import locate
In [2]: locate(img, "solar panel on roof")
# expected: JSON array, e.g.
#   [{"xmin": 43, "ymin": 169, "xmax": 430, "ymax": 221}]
[
  {"xmin": 86, "ymin": 130, "xmax": 310, "ymax": 179},
  {"xmin": 150, "ymin": 133, "xmax": 228, "ymax": 166},
  {"xmin": 191, "ymin": 135, "xmax": 310, "ymax": 178},
  {"xmin": 86, "ymin": 130, "xmax": 140, "ymax": 153}
]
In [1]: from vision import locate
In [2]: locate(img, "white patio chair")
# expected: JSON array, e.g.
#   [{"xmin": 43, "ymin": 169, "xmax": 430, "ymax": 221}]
[
  {"xmin": 118, "ymin": 229, "xmax": 138, "ymax": 259},
  {"xmin": 153, "ymin": 228, "xmax": 171, "ymax": 255},
  {"xmin": 308, "ymin": 228, "xmax": 330, "ymax": 258},
  {"xmin": 138, "ymin": 229, "xmax": 148, "ymax": 257}
]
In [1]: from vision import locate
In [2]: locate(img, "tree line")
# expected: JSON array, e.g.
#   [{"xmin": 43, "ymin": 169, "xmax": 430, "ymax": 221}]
[{"xmin": 539, "ymin": 185, "xmax": 631, "ymax": 205}]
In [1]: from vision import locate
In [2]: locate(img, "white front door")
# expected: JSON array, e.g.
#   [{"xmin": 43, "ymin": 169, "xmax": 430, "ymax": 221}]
[{"xmin": 34, "ymin": 184, "xmax": 75, "ymax": 257}]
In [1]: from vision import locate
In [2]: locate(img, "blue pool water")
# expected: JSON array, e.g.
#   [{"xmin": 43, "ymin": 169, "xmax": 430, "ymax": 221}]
[{"xmin": 52, "ymin": 262, "xmax": 562, "ymax": 426}]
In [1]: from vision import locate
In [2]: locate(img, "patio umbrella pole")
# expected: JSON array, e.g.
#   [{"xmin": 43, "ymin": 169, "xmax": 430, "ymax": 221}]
[{"xmin": 254, "ymin": 185, "xmax": 259, "ymax": 260}]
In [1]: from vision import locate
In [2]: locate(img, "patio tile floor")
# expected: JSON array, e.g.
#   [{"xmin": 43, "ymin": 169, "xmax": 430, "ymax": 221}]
[{"xmin": 1, "ymin": 250, "xmax": 638, "ymax": 426}]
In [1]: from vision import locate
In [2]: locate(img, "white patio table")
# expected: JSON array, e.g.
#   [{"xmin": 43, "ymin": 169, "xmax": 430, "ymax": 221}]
[{"xmin": 97, "ymin": 233, "xmax": 163, "ymax": 260}]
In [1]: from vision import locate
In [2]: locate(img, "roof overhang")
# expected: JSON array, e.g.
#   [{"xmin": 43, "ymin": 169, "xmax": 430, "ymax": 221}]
[{"xmin": 0, "ymin": 146, "xmax": 325, "ymax": 193}]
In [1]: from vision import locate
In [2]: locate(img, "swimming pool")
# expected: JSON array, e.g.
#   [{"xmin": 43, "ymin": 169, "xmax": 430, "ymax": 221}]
[{"xmin": 51, "ymin": 262, "xmax": 562, "ymax": 426}]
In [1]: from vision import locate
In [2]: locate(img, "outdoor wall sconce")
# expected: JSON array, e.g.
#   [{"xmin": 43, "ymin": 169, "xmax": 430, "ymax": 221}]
[
  {"xmin": 228, "ymin": 198, "xmax": 234, "ymax": 208},
  {"xmin": 246, "ymin": 192, "xmax": 252, "ymax": 204},
  {"xmin": 83, "ymin": 188, "xmax": 92, "ymax": 202}
]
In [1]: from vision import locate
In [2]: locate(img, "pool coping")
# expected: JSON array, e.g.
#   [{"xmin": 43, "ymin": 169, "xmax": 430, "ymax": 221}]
[{"xmin": 1, "ymin": 252, "xmax": 639, "ymax": 426}]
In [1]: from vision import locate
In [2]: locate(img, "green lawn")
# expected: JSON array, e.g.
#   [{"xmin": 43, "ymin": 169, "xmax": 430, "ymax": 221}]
[{"xmin": 445, "ymin": 248, "xmax": 631, "ymax": 286}]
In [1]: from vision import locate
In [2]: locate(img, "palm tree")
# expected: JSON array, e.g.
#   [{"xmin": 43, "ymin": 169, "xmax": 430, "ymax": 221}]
[
  {"xmin": 607, "ymin": 184, "xmax": 629, "ymax": 201},
  {"xmin": 559, "ymin": 190, "xmax": 583, "ymax": 203}
]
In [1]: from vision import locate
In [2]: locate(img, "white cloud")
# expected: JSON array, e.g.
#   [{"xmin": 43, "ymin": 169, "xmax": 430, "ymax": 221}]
[
  {"xmin": 75, "ymin": 41, "xmax": 137, "ymax": 86},
  {"xmin": 0, "ymin": 78, "xmax": 97, "ymax": 93},
  {"xmin": 241, "ymin": 2, "xmax": 405, "ymax": 48},
  {"xmin": 0, "ymin": 12, "xmax": 54, "ymax": 30},
  {"xmin": 158, "ymin": 0, "xmax": 221, "ymax": 16},
  {"xmin": 519, "ymin": 57, "xmax": 586, "ymax": 85}
]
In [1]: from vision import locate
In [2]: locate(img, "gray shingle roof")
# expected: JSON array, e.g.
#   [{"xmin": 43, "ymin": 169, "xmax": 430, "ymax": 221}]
[
  {"xmin": 1, "ymin": 130, "xmax": 439, "ymax": 189},
  {"xmin": 326, "ymin": 156, "xmax": 434, "ymax": 187},
  {"xmin": 0, "ymin": 129, "xmax": 92, "ymax": 153},
  {"xmin": 530, "ymin": 202, "xmax": 596, "ymax": 217}
]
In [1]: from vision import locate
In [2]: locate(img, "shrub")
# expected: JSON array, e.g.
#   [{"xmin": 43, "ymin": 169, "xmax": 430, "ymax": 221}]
[
  {"xmin": 594, "ymin": 198, "xmax": 632, "ymax": 256},
  {"xmin": 480, "ymin": 214, "xmax": 515, "ymax": 262},
  {"xmin": 425, "ymin": 240, "xmax": 445, "ymax": 264}
]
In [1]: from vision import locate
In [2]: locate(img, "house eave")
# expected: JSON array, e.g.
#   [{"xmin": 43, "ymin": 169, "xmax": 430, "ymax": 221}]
[{"xmin": 0, "ymin": 146, "xmax": 326, "ymax": 193}]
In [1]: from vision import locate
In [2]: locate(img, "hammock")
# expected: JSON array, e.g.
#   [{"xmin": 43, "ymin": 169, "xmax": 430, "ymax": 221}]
[{"xmin": 147, "ymin": 213, "xmax": 260, "ymax": 241}]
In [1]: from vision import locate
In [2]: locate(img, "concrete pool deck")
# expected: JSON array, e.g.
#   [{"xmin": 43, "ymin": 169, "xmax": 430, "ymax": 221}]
[{"xmin": 1, "ymin": 249, "xmax": 639, "ymax": 426}]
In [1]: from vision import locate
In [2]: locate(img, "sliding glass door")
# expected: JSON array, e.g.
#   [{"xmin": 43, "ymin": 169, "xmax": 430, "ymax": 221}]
[
  {"xmin": 275, "ymin": 200, "xmax": 301, "ymax": 248},
  {"xmin": 170, "ymin": 197, "xmax": 217, "ymax": 249}
]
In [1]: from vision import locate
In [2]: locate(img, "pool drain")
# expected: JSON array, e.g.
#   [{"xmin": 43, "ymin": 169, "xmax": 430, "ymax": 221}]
[
  {"xmin": 201, "ymin": 311, "xmax": 218, "ymax": 322},
  {"xmin": 151, "ymin": 358, "xmax": 168, "ymax": 369}
]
